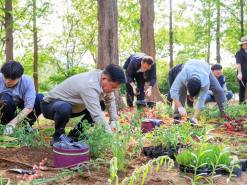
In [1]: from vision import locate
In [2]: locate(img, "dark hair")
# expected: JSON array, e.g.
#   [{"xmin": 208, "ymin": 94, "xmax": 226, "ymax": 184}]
[
  {"xmin": 1, "ymin": 61, "xmax": 24, "ymax": 80},
  {"xmin": 141, "ymin": 56, "xmax": 154, "ymax": 65},
  {"xmin": 211, "ymin": 64, "xmax": 222, "ymax": 71},
  {"xmin": 104, "ymin": 64, "xmax": 126, "ymax": 84},
  {"xmin": 187, "ymin": 77, "xmax": 201, "ymax": 97}
]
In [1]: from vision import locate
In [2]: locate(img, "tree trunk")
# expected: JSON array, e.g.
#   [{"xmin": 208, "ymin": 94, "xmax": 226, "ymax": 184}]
[
  {"xmin": 206, "ymin": 0, "xmax": 212, "ymax": 63},
  {"xmin": 240, "ymin": 0, "xmax": 244, "ymax": 37},
  {"xmin": 5, "ymin": 0, "xmax": 13, "ymax": 61},
  {"xmin": 216, "ymin": 0, "xmax": 221, "ymax": 64},
  {"xmin": 33, "ymin": 0, "xmax": 38, "ymax": 92},
  {"xmin": 97, "ymin": 0, "xmax": 125, "ymax": 110},
  {"xmin": 169, "ymin": 0, "xmax": 173, "ymax": 68},
  {"xmin": 97, "ymin": 0, "xmax": 118, "ymax": 69},
  {"xmin": 140, "ymin": 0, "xmax": 164, "ymax": 103}
]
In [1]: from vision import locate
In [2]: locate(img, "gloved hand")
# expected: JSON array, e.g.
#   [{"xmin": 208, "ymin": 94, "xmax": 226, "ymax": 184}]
[
  {"xmin": 178, "ymin": 107, "xmax": 187, "ymax": 117},
  {"xmin": 237, "ymin": 72, "xmax": 243, "ymax": 81},
  {"xmin": 189, "ymin": 117, "xmax": 198, "ymax": 125},
  {"xmin": 145, "ymin": 86, "xmax": 152, "ymax": 97},
  {"xmin": 110, "ymin": 121, "xmax": 117, "ymax": 129},
  {"xmin": 4, "ymin": 124, "xmax": 15, "ymax": 135}
]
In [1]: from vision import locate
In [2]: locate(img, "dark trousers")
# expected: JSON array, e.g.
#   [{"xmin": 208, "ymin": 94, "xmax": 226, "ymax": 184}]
[
  {"xmin": 0, "ymin": 93, "xmax": 43, "ymax": 126},
  {"xmin": 239, "ymin": 79, "xmax": 247, "ymax": 103},
  {"xmin": 126, "ymin": 72, "xmax": 145, "ymax": 107},
  {"xmin": 40, "ymin": 100, "xmax": 105, "ymax": 139}
]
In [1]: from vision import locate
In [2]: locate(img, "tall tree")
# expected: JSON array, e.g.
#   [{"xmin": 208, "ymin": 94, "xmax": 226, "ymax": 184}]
[
  {"xmin": 32, "ymin": 0, "xmax": 38, "ymax": 92},
  {"xmin": 140, "ymin": 0, "xmax": 164, "ymax": 103},
  {"xmin": 216, "ymin": 0, "xmax": 221, "ymax": 64},
  {"xmin": 97, "ymin": 0, "xmax": 118, "ymax": 69},
  {"xmin": 240, "ymin": 0, "xmax": 244, "ymax": 37},
  {"xmin": 4, "ymin": 0, "xmax": 13, "ymax": 61},
  {"xmin": 140, "ymin": 0, "xmax": 155, "ymax": 58},
  {"xmin": 205, "ymin": 0, "xmax": 213, "ymax": 63},
  {"xmin": 97, "ymin": 0, "xmax": 124, "ymax": 109},
  {"xmin": 169, "ymin": 0, "xmax": 173, "ymax": 68}
]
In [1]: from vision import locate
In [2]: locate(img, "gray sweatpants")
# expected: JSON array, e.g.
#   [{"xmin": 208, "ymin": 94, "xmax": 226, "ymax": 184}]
[{"xmin": 174, "ymin": 73, "xmax": 226, "ymax": 116}]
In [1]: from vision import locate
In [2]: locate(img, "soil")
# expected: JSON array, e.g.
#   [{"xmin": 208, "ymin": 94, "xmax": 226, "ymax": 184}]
[{"xmin": 0, "ymin": 147, "xmax": 246, "ymax": 185}]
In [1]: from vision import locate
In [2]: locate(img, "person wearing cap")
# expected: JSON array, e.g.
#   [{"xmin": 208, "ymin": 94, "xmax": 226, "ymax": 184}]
[
  {"xmin": 169, "ymin": 60, "xmax": 226, "ymax": 123},
  {"xmin": 0, "ymin": 61, "xmax": 43, "ymax": 135},
  {"xmin": 235, "ymin": 36, "xmax": 247, "ymax": 103},
  {"xmin": 206, "ymin": 64, "xmax": 233, "ymax": 103},
  {"xmin": 41, "ymin": 64, "xmax": 126, "ymax": 144},
  {"xmin": 123, "ymin": 53, "xmax": 156, "ymax": 107}
]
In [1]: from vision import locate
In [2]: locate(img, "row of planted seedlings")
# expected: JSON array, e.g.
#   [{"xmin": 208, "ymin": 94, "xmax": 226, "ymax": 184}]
[
  {"xmin": 141, "ymin": 119, "xmax": 244, "ymax": 183},
  {"xmin": 106, "ymin": 104, "xmax": 245, "ymax": 185}
]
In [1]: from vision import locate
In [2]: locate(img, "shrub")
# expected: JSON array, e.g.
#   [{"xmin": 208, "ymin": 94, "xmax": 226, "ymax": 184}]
[{"xmin": 223, "ymin": 67, "xmax": 238, "ymax": 93}]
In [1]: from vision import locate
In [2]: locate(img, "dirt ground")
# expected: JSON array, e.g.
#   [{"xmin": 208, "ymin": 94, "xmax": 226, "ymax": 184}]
[{"xmin": 0, "ymin": 147, "xmax": 246, "ymax": 185}]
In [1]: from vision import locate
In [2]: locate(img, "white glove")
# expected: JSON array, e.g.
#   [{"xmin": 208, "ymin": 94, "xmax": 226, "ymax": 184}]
[
  {"xmin": 190, "ymin": 117, "xmax": 198, "ymax": 124},
  {"xmin": 110, "ymin": 121, "xmax": 117, "ymax": 129},
  {"xmin": 237, "ymin": 72, "xmax": 242, "ymax": 81},
  {"xmin": 4, "ymin": 124, "xmax": 15, "ymax": 135},
  {"xmin": 178, "ymin": 107, "xmax": 187, "ymax": 116},
  {"xmin": 145, "ymin": 87, "xmax": 152, "ymax": 97}
]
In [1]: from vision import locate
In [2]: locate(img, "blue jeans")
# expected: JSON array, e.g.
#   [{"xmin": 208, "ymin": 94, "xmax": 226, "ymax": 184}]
[
  {"xmin": 206, "ymin": 91, "xmax": 233, "ymax": 103},
  {"xmin": 0, "ymin": 93, "xmax": 44, "ymax": 126}
]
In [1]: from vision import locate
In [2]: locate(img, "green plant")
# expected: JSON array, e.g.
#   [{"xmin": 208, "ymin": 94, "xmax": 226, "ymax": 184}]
[
  {"xmin": 111, "ymin": 124, "xmax": 132, "ymax": 172},
  {"xmin": 146, "ymin": 122, "xmax": 207, "ymax": 149},
  {"xmin": 0, "ymin": 177, "xmax": 10, "ymax": 185},
  {"xmin": 10, "ymin": 123, "xmax": 45, "ymax": 147},
  {"xmin": 80, "ymin": 123, "xmax": 112, "ymax": 158},
  {"xmin": 176, "ymin": 143, "xmax": 237, "ymax": 183},
  {"xmin": 108, "ymin": 155, "xmax": 174, "ymax": 185}
]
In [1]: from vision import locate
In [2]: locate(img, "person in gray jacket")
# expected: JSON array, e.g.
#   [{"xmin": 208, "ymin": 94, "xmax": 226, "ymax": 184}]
[
  {"xmin": 169, "ymin": 60, "xmax": 226, "ymax": 123},
  {"xmin": 41, "ymin": 64, "xmax": 126, "ymax": 144}
]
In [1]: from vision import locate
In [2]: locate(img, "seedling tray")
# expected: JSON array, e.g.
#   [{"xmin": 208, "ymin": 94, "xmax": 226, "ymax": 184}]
[
  {"xmin": 179, "ymin": 164, "xmax": 242, "ymax": 177},
  {"xmin": 143, "ymin": 145, "xmax": 178, "ymax": 160}
]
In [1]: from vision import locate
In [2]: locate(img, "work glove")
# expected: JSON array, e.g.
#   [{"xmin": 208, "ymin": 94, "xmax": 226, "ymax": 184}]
[
  {"xmin": 237, "ymin": 72, "xmax": 243, "ymax": 81},
  {"xmin": 3, "ymin": 124, "xmax": 15, "ymax": 135},
  {"xmin": 178, "ymin": 107, "xmax": 187, "ymax": 117},
  {"xmin": 189, "ymin": 117, "xmax": 198, "ymax": 125},
  {"xmin": 145, "ymin": 86, "xmax": 152, "ymax": 97},
  {"xmin": 110, "ymin": 121, "xmax": 117, "ymax": 129}
]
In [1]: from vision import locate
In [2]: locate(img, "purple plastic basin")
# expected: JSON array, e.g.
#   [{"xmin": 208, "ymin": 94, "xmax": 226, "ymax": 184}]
[
  {"xmin": 141, "ymin": 119, "xmax": 164, "ymax": 133},
  {"xmin": 53, "ymin": 143, "xmax": 90, "ymax": 168}
]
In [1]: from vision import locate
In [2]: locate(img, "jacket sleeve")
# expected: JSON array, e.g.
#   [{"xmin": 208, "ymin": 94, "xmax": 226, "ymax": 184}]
[
  {"xmin": 104, "ymin": 92, "xmax": 118, "ymax": 121},
  {"xmin": 235, "ymin": 50, "xmax": 243, "ymax": 65},
  {"xmin": 170, "ymin": 71, "xmax": 185, "ymax": 101},
  {"xmin": 195, "ymin": 84, "xmax": 210, "ymax": 110},
  {"xmin": 148, "ymin": 64, "xmax": 157, "ymax": 87},
  {"xmin": 80, "ymin": 89, "xmax": 112, "ymax": 132},
  {"xmin": 126, "ymin": 59, "xmax": 136, "ymax": 84}
]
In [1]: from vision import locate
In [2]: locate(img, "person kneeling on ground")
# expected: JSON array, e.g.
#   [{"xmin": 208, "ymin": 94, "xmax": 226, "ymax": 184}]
[
  {"xmin": 169, "ymin": 60, "xmax": 226, "ymax": 124},
  {"xmin": 1, "ymin": 61, "xmax": 43, "ymax": 135},
  {"xmin": 123, "ymin": 53, "xmax": 156, "ymax": 107},
  {"xmin": 206, "ymin": 64, "xmax": 233, "ymax": 103},
  {"xmin": 41, "ymin": 64, "xmax": 126, "ymax": 145}
]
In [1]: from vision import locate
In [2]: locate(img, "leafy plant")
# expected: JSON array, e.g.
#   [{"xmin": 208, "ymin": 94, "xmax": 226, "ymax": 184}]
[
  {"xmin": 9, "ymin": 123, "xmax": 45, "ymax": 147},
  {"xmin": 176, "ymin": 143, "xmax": 237, "ymax": 183},
  {"xmin": 80, "ymin": 123, "xmax": 112, "ymax": 158},
  {"xmin": 108, "ymin": 155, "xmax": 174, "ymax": 185}
]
